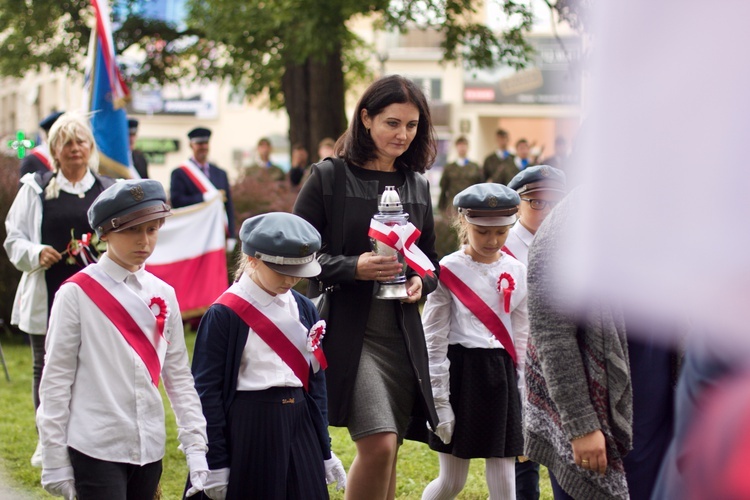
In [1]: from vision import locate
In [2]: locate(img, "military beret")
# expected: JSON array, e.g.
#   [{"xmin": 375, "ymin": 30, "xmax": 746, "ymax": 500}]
[
  {"xmin": 453, "ymin": 183, "xmax": 520, "ymax": 226},
  {"xmin": 39, "ymin": 111, "xmax": 64, "ymax": 132},
  {"xmin": 508, "ymin": 164, "xmax": 566, "ymax": 195},
  {"xmin": 188, "ymin": 127, "xmax": 211, "ymax": 143},
  {"xmin": 88, "ymin": 179, "xmax": 172, "ymax": 237},
  {"xmin": 128, "ymin": 118, "xmax": 139, "ymax": 135},
  {"xmin": 240, "ymin": 212, "xmax": 322, "ymax": 278}
]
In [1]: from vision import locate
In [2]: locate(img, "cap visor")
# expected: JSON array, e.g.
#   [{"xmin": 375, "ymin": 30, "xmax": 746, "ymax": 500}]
[
  {"xmin": 111, "ymin": 210, "xmax": 172, "ymax": 232},
  {"xmin": 191, "ymin": 138, "xmax": 210, "ymax": 144},
  {"xmin": 465, "ymin": 214, "xmax": 518, "ymax": 226},
  {"xmin": 521, "ymin": 186, "xmax": 566, "ymax": 195},
  {"xmin": 265, "ymin": 260, "xmax": 321, "ymax": 279}
]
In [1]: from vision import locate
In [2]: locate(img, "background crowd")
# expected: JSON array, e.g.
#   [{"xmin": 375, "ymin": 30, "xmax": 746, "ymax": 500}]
[{"xmin": 0, "ymin": 73, "xmax": 734, "ymax": 500}]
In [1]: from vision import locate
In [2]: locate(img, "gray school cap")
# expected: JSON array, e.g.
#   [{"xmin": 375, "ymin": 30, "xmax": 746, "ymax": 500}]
[
  {"xmin": 88, "ymin": 179, "xmax": 172, "ymax": 237},
  {"xmin": 240, "ymin": 212, "xmax": 322, "ymax": 278},
  {"xmin": 507, "ymin": 165, "xmax": 566, "ymax": 195},
  {"xmin": 453, "ymin": 183, "xmax": 520, "ymax": 226}
]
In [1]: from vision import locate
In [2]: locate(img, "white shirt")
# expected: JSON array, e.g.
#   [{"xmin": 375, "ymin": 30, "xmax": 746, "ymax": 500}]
[
  {"xmin": 504, "ymin": 222, "xmax": 535, "ymax": 266},
  {"xmin": 235, "ymin": 273, "xmax": 304, "ymax": 390},
  {"xmin": 4, "ymin": 170, "xmax": 96, "ymax": 334},
  {"xmin": 422, "ymin": 249, "xmax": 529, "ymax": 402},
  {"xmin": 37, "ymin": 253, "xmax": 207, "ymax": 468}
]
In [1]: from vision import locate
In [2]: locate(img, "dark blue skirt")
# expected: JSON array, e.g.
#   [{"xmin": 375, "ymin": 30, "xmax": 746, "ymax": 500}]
[{"xmin": 225, "ymin": 387, "xmax": 329, "ymax": 500}]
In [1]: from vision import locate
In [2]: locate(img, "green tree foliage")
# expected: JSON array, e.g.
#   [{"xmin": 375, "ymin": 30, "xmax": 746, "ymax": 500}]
[{"xmin": 0, "ymin": 0, "xmax": 583, "ymax": 158}]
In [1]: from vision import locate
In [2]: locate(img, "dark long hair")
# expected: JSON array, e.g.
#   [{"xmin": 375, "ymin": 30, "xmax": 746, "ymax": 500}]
[{"xmin": 335, "ymin": 75, "xmax": 437, "ymax": 173}]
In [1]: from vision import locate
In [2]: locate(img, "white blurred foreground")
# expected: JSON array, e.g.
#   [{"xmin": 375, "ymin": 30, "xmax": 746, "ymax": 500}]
[{"xmin": 561, "ymin": 1, "xmax": 750, "ymax": 355}]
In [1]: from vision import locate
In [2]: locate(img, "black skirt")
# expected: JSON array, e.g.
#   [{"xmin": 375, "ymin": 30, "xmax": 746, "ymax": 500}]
[
  {"xmin": 225, "ymin": 388, "xmax": 328, "ymax": 500},
  {"xmin": 428, "ymin": 344, "xmax": 524, "ymax": 459}
]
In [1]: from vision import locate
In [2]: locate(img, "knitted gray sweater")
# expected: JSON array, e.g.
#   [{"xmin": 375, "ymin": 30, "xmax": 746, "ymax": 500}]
[{"xmin": 523, "ymin": 192, "xmax": 633, "ymax": 499}]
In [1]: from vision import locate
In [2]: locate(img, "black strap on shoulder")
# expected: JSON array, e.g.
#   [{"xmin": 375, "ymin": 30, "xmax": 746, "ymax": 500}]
[{"xmin": 33, "ymin": 170, "xmax": 55, "ymax": 203}]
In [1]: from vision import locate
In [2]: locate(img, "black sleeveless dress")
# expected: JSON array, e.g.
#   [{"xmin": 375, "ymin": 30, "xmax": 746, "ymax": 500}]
[{"xmin": 41, "ymin": 178, "xmax": 108, "ymax": 314}]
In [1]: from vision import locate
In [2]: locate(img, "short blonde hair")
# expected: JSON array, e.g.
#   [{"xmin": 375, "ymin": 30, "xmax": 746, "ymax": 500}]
[{"xmin": 47, "ymin": 112, "xmax": 99, "ymax": 173}]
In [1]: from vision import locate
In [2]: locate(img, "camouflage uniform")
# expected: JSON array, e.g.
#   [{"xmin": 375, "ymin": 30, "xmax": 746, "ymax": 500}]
[
  {"xmin": 483, "ymin": 152, "xmax": 519, "ymax": 186},
  {"xmin": 438, "ymin": 159, "xmax": 484, "ymax": 212}
]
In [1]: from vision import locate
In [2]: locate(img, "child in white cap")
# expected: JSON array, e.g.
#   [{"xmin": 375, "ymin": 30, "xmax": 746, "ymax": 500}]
[
  {"xmin": 421, "ymin": 183, "xmax": 529, "ymax": 500},
  {"xmin": 190, "ymin": 212, "xmax": 346, "ymax": 499},
  {"xmin": 36, "ymin": 179, "xmax": 209, "ymax": 499}
]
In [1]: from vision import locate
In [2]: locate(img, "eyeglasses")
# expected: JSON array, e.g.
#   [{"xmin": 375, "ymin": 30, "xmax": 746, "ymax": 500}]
[{"xmin": 521, "ymin": 198, "xmax": 560, "ymax": 211}]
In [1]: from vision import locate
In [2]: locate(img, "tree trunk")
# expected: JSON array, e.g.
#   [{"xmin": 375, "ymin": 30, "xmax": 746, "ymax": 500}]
[{"xmin": 282, "ymin": 44, "xmax": 347, "ymax": 162}]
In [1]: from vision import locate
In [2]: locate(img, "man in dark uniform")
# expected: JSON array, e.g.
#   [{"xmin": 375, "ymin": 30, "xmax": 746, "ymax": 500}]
[
  {"xmin": 169, "ymin": 127, "xmax": 235, "ymax": 238},
  {"xmin": 483, "ymin": 128, "xmax": 519, "ymax": 185},
  {"xmin": 128, "ymin": 118, "xmax": 149, "ymax": 179},
  {"xmin": 20, "ymin": 111, "xmax": 64, "ymax": 177},
  {"xmin": 437, "ymin": 136, "xmax": 483, "ymax": 213}
]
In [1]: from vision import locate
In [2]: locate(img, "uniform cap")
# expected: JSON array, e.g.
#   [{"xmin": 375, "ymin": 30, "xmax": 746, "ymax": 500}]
[
  {"xmin": 453, "ymin": 183, "xmax": 520, "ymax": 226},
  {"xmin": 188, "ymin": 127, "xmax": 211, "ymax": 143},
  {"xmin": 88, "ymin": 180, "xmax": 172, "ymax": 237},
  {"xmin": 240, "ymin": 212, "xmax": 322, "ymax": 278},
  {"xmin": 128, "ymin": 118, "xmax": 139, "ymax": 135},
  {"xmin": 507, "ymin": 164, "xmax": 566, "ymax": 195},
  {"xmin": 39, "ymin": 111, "xmax": 64, "ymax": 132}
]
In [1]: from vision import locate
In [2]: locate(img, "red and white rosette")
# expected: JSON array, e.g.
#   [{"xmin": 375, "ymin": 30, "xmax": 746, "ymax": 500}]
[
  {"xmin": 307, "ymin": 320, "xmax": 327, "ymax": 371},
  {"xmin": 149, "ymin": 296, "xmax": 169, "ymax": 343},
  {"xmin": 368, "ymin": 220, "xmax": 436, "ymax": 278},
  {"xmin": 497, "ymin": 273, "xmax": 515, "ymax": 314}
]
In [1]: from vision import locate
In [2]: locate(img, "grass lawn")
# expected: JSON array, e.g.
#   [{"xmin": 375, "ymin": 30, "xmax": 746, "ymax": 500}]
[{"xmin": 0, "ymin": 329, "xmax": 553, "ymax": 499}]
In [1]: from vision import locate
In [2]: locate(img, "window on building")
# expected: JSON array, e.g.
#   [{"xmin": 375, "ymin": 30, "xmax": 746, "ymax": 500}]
[{"xmin": 409, "ymin": 77, "xmax": 442, "ymax": 101}]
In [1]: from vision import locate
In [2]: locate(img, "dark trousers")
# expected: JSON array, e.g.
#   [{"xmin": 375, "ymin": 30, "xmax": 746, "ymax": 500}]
[
  {"xmin": 549, "ymin": 471, "xmax": 575, "ymax": 500},
  {"xmin": 69, "ymin": 447, "xmax": 162, "ymax": 500},
  {"xmin": 30, "ymin": 333, "xmax": 45, "ymax": 411},
  {"xmin": 516, "ymin": 458, "xmax": 540, "ymax": 500}
]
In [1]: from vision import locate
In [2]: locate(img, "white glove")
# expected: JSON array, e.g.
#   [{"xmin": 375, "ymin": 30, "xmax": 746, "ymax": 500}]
[
  {"xmin": 225, "ymin": 238, "xmax": 237, "ymax": 253},
  {"xmin": 433, "ymin": 400, "xmax": 455, "ymax": 445},
  {"xmin": 185, "ymin": 449, "xmax": 210, "ymax": 497},
  {"xmin": 202, "ymin": 468, "xmax": 230, "ymax": 500},
  {"xmin": 41, "ymin": 466, "xmax": 77, "ymax": 499},
  {"xmin": 324, "ymin": 451, "xmax": 347, "ymax": 491}
]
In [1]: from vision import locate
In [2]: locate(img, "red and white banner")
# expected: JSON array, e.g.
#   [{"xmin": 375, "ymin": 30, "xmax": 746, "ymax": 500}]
[{"xmin": 146, "ymin": 196, "xmax": 228, "ymax": 317}]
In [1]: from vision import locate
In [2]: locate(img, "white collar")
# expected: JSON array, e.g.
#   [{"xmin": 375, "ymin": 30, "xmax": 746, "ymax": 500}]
[
  {"xmin": 514, "ymin": 221, "xmax": 536, "ymax": 246},
  {"xmin": 238, "ymin": 272, "xmax": 292, "ymax": 307},
  {"xmin": 57, "ymin": 169, "xmax": 95, "ymax": 195},
  {"xmin": 98, "ymin": 252, "xmax": 147, "ymax": 285}
]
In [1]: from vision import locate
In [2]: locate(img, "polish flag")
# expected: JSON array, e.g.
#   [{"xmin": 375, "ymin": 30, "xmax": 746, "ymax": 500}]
[{"xmin": 146, "ymin": 196, "xmax": 228, "ymax": 318}]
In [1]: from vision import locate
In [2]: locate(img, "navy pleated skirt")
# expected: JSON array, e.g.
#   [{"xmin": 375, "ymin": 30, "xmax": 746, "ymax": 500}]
[
  {"xmin": 225, "ymin": 387, "xmax": 328, "ymax": 500},
  {"xmin": 428, "ymin": 344, "xmax": 524, "ymax": 459}
]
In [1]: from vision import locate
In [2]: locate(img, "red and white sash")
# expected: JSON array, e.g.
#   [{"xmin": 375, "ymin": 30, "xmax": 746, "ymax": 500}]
[
  {"xmin": 179, "ymin": 159, "xmax": 219, "ymax": 195},
  {"xmin": 67, "ymin": 266, "xmax": 168, "ymax": 386},
  {"xmin": 439, "ymin": 261, "xmax": 518, "ymax": 365},
  {"xmin": 179, "ymin": 159, "xmax": 229, "ymax": 234},
  {"xmin": 31, "ymin": 147, "xmax": 53, "ymax": 171},
  {"xmin": 216, "ymin": 287, "xmax": 326, "ymax": 390},
  {"xmin": 368, "ymin": 219, "xmax": 436, "ymax": 278},
  {"xmin": 501, "ymin": 245, "xmax": 516, "ymax": 259}
]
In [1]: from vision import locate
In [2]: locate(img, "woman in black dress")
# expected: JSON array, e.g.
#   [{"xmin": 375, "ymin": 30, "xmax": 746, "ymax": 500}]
[{"xmin": 294, "ymin": 75, "xmax": 441, "ymax": 500}]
